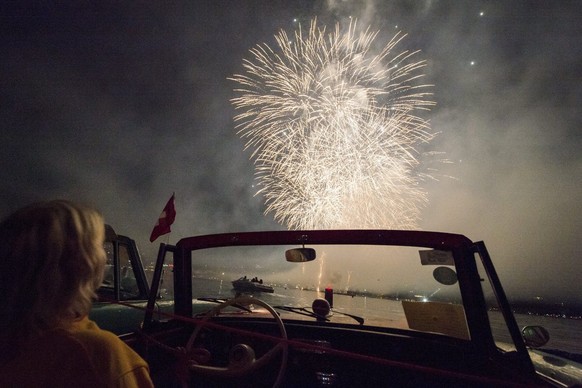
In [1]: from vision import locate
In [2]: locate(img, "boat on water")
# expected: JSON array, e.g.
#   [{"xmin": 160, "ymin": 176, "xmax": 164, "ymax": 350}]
[{"xmin": 232, "ymin": 276, "xmax": 274, "ymax": 293}]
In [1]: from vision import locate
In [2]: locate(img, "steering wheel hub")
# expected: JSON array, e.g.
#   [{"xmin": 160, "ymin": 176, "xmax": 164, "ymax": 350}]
[{"xmin": 229, "ymin": 344, "xmax": 256, "ymax": 368}]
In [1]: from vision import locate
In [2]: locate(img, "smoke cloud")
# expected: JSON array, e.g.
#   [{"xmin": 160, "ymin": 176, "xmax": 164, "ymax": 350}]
[{"xmin": 0, "ymin": 1, "xmax": 580, "ymax": 303}]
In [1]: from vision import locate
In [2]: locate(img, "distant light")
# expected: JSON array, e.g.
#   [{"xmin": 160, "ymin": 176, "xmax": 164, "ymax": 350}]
[
  {"xmin": 470, "ymin": 61, "xmax": 476, "ymax": 66},
  {"xmin": 479, "ymin": 11, "xmax": 485, "ymax": 17},
  {"xmin": 394, "ymin": 25, "xmax": 398, "ymax": 29},
  {"xmin": 293, "ymin": 18, "xmax": 298, "ymax": 23}
]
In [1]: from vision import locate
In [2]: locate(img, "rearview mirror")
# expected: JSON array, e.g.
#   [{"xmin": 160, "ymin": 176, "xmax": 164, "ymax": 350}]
[{"xmin": 285, "ymin": 248, "xmax": 316, "ymax": 262}]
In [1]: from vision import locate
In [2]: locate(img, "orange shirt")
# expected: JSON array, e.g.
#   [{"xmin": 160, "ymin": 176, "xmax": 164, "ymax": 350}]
[{"xmin": 0, "ymin": 317, "xmax": 153, "ymax": 388}]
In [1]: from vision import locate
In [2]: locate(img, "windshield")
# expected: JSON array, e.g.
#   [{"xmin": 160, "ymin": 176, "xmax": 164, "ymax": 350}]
[{"xmin": 184, "ymin": 243, "xmax": 470, "ymax": 340}]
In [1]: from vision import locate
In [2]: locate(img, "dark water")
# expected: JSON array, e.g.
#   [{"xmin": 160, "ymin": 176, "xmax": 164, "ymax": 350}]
[{"xmin": 185, "ymin": 277, "xmax": 582, "ymax": 356}]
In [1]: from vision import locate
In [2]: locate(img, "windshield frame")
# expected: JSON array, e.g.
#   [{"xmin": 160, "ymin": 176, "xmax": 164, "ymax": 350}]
[{"xmin": 146, "ymin": 229, "xmax": 530, "ymax": 366}]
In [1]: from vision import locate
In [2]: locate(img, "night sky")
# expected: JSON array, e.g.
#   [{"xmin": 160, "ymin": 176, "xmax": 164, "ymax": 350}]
[{"xmin": 1, "ymin": 1, "xmax": 580, "ymax": 303}]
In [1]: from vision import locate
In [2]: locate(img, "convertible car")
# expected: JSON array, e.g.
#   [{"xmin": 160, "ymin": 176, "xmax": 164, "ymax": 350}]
[{"xmin": 124, "ymin": 230, "xmax": 582, "ymax": 387}]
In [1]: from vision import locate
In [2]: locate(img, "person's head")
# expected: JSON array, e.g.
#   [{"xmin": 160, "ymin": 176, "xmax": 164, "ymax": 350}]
[{"xmin": 0, "ymin": 200, "xmax": 106, "ymax": 339}]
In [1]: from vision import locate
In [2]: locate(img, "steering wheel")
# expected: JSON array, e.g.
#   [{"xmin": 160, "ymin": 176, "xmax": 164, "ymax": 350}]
[{"xmin": 186, "ymin": 295, "xmax": 288, "ymax": 387}]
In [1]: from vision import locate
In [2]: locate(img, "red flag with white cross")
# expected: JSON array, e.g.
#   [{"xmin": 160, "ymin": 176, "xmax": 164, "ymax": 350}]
[{"xmin": 150, "ymin": 193, "xmax": 176, "ymax": 242}]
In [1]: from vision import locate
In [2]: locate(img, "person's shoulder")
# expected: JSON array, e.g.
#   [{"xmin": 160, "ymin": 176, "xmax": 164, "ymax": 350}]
[
  {"xmin": 71, "ymin": 318, "xmax": 145, "ymax": 364},
  {"xmin": 72, "ymin": 318, "xmax": 152, "ymax": 385},
  {"xmin": 73, "ymin": 318, "xmax": 124, "ymax": 347}
]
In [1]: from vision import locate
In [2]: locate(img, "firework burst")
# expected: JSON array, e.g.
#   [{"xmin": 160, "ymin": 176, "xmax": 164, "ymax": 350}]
[{"xmin": 230, "ymin": 19, "xmax": 435, "ymax": 230}]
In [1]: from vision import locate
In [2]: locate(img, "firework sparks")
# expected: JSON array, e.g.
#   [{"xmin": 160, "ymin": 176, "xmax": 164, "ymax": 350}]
[{"xmin": 230, "ymin": 19, "xmax": 435, "ymax": 230}]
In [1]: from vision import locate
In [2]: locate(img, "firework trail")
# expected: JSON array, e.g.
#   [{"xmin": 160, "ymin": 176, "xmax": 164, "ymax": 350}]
[{"xmin": 230, "ymin": 19, "xmax": 435, "ymax": 230}]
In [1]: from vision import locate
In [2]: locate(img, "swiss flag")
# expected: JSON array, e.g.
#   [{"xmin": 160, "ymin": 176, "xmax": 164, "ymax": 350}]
[{"xmin": 150, "ymin": 194, "xmax": 176, "ymax": 242}]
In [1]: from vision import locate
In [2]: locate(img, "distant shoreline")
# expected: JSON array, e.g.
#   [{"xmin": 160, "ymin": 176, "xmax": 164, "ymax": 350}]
[{"xmin": 505, "ymin": 300, "xmax": 582, "ymax": 320}]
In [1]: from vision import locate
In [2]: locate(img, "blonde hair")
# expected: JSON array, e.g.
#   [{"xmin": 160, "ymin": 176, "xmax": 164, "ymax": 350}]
[{"xmin": 0, "ymin": 200, "xmax": 106, "ymax": 345}]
